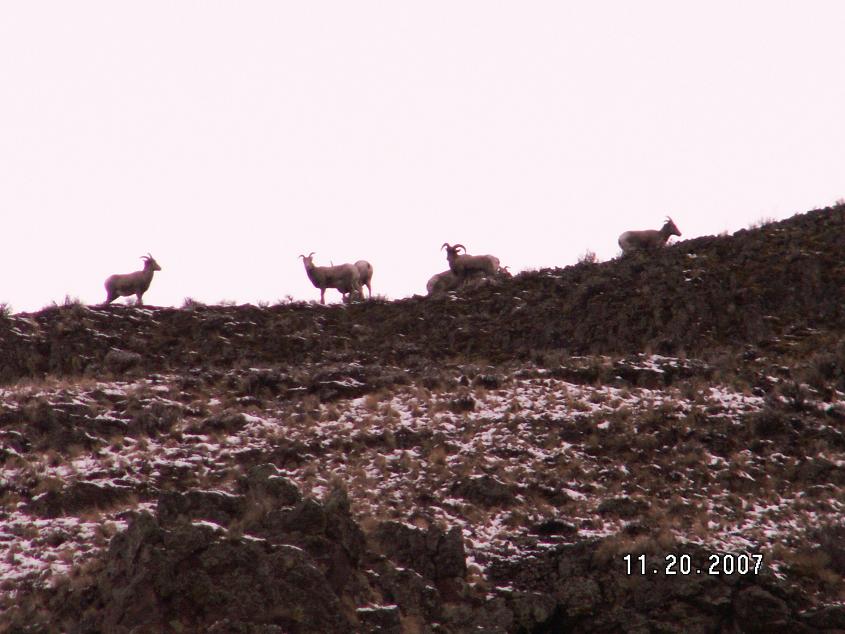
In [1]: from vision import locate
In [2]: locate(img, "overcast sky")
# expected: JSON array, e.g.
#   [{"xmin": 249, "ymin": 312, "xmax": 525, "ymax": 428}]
[{"xmin": 1, "ymin": 2, "xmax": 843, "ymax": 311}]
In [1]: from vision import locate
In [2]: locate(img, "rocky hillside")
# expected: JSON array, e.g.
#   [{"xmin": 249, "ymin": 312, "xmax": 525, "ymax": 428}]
[{"xmin": 2, "ymin": 204, "xmax": 845, "ymax": 632}]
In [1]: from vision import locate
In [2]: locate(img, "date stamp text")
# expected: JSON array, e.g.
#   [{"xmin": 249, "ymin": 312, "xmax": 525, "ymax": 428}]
[{"xmin": 623, "ymin": 553, "xmax": 763, "ymax": 576}]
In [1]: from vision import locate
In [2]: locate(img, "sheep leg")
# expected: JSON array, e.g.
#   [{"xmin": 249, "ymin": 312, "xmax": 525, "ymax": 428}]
[
  {"xmin": 135, "ymin": 293, "xmax": 144, "ymax": 306},
  {"xmin": 320, "ymin": 288, "xmax": 326, "ymax": 305}
]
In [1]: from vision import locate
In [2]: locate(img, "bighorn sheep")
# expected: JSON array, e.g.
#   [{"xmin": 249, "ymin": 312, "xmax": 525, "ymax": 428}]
[
  {"xmin": 299, "ymin": 252, "xmax": 362, "ymax": 304},
  {"xmin": 427, "ymin": 264, "xmax": 512, "ymax": 297},
  {"xmin": 441, "ymin": 243, "xmax": 501, "ymax": 280},
  {"xmin": 426, "ymin": 269, "xmax": 460, "ymax": 296},
  {"xmin": 103, "ymin": 254, "xmax": 161, "ymax": 306},
  {"xmin": 618, "ymin": 217, "xmax": 681, "ymax": 254},
  {"xmin": 354, "ymin": 260, "xmax": 373, "ymax": 298}
]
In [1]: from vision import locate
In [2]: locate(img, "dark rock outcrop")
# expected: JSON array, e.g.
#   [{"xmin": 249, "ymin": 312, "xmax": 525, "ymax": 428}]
[
  {"xmin": 86, "ymin": 511, "xmax": 353, "ymax": 634},
  {"xmin": 52, "ymin": 486, "xmax": 380, "ymax": 633},
  {"xmin": 453, "ymin": 475, "xmax": 517, "ymax": 508},
  {"xmin": 157, "ymin": 489, "xmax": 247, "ymax": 527},
  {"xmin": 372, "ymin": 521, "xmax": 467, "ymax": 582},
  {"xmin": 103, "ymin": 348, "xmax": 143, "ymax": 374},
  {"xmin": 32, "ymin": 482, "xmax": 465, "ymax": 633},
  {"xmin": 27, "ymin": 481, "xmax": 137, "ymax": 518},
  {"xmin": 7, "ymin": 476, "xmax": 845, "ymax": 633}
]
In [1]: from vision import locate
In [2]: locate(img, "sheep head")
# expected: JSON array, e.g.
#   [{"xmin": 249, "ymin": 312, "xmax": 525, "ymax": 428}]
[
  {"xmin": 663, "ymin": 217, "xmax": 682, "ymax": 238},
  {"xmin": 441, "ymin": 243, "xmax": 466, "ymax": 264},
  {"xmin": 141, "ymin": 254, "xmax": 162, "ymax": 271}
]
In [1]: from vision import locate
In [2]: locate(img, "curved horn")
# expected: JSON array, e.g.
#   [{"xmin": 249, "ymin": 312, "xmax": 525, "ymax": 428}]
[
  {"xmin": 298, "ymin": 252, "xmax": 315, "ymax": 260},
  {"xmin": 140, "ymin": 255, "xmax": 149, "ymax": 261},
  {"xmin": 453, "ymin": 243, "xmax": 466, "ymax": 253},
  {"xmin": 441, "ymin": 242, "xmax": 451, "ymax": 251}
]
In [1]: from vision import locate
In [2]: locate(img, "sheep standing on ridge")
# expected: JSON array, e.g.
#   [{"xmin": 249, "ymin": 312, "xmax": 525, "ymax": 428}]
[
  {"xmin": 618, "ymin": 217, "xmax": 682, "ymax": 254},
  {"xmin": 441, "ymin": 243, "xmax": 501, "ymax": 281},
  {"xmin": 299, "ymin": 252, "xmax": 362, "ymax": 305},
  {"xmin": 103, "ymin": 254, "xmax": 162, "ymax": 306},
  {"xmin": 354, "ymin": 260, "xmax": 373, "ymax": 299}
]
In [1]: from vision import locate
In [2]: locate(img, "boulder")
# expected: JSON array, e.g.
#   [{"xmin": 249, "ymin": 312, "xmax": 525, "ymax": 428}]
[
  {"xmin": 87, "ymin": 512, "xmax": 352, "ymax": 634},
  {"xmin": 373, "ymin": 521, "xmax": 467, "ymax": 582}
]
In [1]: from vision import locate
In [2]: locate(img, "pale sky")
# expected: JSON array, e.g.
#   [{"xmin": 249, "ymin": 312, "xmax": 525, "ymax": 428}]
[{"xmin": 1, "ymin": 2, "xmax": 843, "ymax": 311}]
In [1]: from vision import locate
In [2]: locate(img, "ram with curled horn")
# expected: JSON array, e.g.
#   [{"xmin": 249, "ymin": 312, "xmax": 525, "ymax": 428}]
[{"xmin": 441, "ymin": 242, "xmax": 501, "ymax": 280}]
